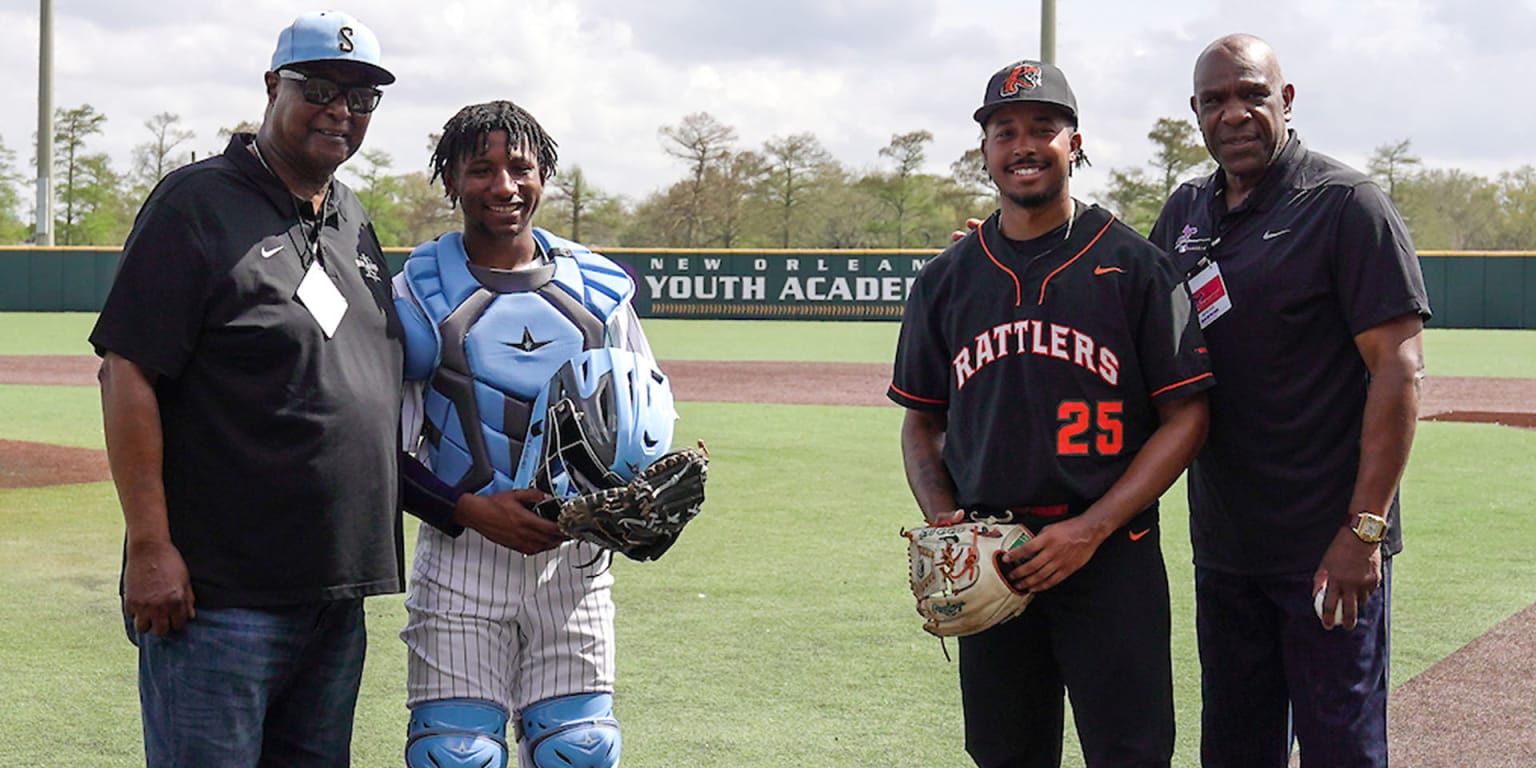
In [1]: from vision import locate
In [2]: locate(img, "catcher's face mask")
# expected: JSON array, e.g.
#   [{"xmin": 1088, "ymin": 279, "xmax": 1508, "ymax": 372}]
[{"xmin": 518, "ymin": 348, "xmax": 677, "ymax": 497}]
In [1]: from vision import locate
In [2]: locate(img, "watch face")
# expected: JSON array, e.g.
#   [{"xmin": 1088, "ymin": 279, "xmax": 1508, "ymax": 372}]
[{"xmin": 1356, "ymin": 515, "xmax": 1386, "ymax": 542}]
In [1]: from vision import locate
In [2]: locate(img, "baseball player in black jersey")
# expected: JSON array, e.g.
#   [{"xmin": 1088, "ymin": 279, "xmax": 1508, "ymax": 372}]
[{"xmin": 889, "ymin": 60, "xmax": 1214, "ymax": 768}]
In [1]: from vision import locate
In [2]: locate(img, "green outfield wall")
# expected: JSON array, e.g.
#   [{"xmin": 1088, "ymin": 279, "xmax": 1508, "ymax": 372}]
[
  {"xmin": 5, "ymin": 246, "xmax": 1535, "ymax": 329},
  {"xmin": 596, "ymin": 248, "xmax": 931, "ymax": 320}
]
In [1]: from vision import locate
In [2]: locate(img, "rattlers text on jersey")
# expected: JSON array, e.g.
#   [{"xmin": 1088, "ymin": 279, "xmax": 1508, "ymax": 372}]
[{"xmin": 888, "ymin": 203, "xmax": 1213, "ymax": 511}]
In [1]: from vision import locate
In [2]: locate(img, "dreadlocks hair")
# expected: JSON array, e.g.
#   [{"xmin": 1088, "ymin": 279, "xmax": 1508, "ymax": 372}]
[
  {"xmin": 430, "ymin": 100, "xmax": 560, "ymax": 206},
  {"xmin": 1070, "ymin": 145, "xmax": 1091, "ymax": 174}
]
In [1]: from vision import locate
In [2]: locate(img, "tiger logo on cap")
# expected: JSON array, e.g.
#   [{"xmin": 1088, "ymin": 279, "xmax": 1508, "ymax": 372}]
[{"xmin": 1000, "ymin": 63, "xmax": 1043, "ymax": 97}]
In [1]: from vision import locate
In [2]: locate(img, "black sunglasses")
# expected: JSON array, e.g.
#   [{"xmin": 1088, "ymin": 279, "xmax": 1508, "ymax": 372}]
[{"xmin": 277, "ymin": 69, "xmax": 383, "ymax": 115}]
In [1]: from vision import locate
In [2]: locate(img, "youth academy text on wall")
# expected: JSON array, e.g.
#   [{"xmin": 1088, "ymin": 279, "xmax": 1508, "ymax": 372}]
[{"xmin": 605, "ymin": 250, "xmax": 935, "ymax": 320}]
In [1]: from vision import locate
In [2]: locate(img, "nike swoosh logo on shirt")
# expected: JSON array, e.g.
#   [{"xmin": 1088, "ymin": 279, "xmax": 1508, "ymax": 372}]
[
  {"xmin": 1129, "ymin": 528, "xmax": 1151, "ymax": 541},
  {"xmin": 261, "ymin": 245, "xmax": 283, "ymax": 258},
  {"xmin": 1094, "ymin": 265, "xmax": 1125, "ymax": 275},
  {"xmin": 1262, "ymin": 228, "xmax": 1292, "ymax": 240}
]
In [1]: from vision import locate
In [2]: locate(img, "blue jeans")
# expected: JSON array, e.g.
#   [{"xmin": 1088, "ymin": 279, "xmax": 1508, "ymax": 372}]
[
  {"xmin": 128, "ymin": 599, "xmax": 368, "ymax": 768},
  {"xmin": 1195, "ymin": 560, "xmax": 1392, "ymax": 768}
]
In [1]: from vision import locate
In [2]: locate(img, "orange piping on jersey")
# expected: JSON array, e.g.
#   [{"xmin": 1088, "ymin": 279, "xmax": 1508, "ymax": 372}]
[
  {"xmin": 1038, "ymin": 215, "xmax": 1115, "ymax": 305},
  {"xmin": 977, "ymin": 230, "xmax": 1023, "ymax": 306},
  {"xmin": 889, "ymin": 383, "xmax": 946, "ymax": 405},
  {"xmin": 1149, "ymin": 371, "xmax": 1214, "ymax": 398}
]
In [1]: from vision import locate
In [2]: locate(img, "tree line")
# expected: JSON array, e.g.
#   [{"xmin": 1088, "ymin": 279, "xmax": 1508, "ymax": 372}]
[
  {"xmin": 1097, "ymin": 121, "xmax": 1536, "ymax": 252},
  {"xmin": 0, "ymin": 106, "xmax": 1531, "ymax": 252}
]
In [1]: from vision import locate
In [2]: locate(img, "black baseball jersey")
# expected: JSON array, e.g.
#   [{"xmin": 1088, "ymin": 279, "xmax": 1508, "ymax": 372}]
[
  {"xmin": 1150, "ymin": 132, "xmax": 1430, "ymax": 575},
  {"xmin": 889, "ymin": 203, "xmax": 1213, "ymax": 512}
]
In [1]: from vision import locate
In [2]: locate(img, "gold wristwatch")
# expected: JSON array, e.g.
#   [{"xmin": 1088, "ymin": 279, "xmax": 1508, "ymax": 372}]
[{"xmin": 1350, "ymin": 511, "xmax": 1388, "ymax": 544}]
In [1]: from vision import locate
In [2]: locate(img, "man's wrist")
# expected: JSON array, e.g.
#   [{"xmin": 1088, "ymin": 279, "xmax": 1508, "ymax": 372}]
[
  {"xmin": 1346, "ymin": 510, "xmax": 1388, "ymax": 544},
  {"xmin": 453, "ymin": 493, "xmax": 481, "ymax": 527},
  {"xmin": 123, "ymin": 517, "xmax": 174, "ymax": 551},
  {"xmin": 124, "ymin": 533, "xmax": 174, "ymax": 553}
]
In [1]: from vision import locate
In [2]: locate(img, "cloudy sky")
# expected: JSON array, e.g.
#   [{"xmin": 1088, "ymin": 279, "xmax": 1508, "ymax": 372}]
[{"xmin": 2, "ymin": 0, "xmax": 1532, "ymax": 214}]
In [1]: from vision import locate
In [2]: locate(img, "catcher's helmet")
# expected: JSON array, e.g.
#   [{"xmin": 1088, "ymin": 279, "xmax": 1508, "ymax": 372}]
[{"xmin": 519, "ymin": 348, "xmax": 677, "ymax": 496}]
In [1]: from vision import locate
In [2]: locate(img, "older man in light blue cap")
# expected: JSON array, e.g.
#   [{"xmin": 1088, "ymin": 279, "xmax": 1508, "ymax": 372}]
[
  {"xmin": 91, "ymin": 10, "xmax": 412, "ymax": 767},
  {"xmin": 256, "ymin": 9, "xmax": 394, "ymax": 211}
]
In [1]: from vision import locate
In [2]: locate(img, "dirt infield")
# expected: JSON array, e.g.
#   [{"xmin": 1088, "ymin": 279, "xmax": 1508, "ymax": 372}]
[
  {"xmin": 663, "ymin": 361, "xmax": 1536, "ymax": 425},
  {"xmin": 3, "ymin": 354, "xmax": 1534, "ymax": 761},
  {"xmin": 0, "ymin": 439, "xmax": 109, "ymax": 489},
  {"xmin": 1388, "ymin": 603, "xmax": 1536, "ymax": 767},
  {"xmin": 0, "ymin": 354, "xmax": 100, "ymax": 387},
  {"xmin": 10, "ymin": 355, "xmax": 1535, "ymax": 417}
]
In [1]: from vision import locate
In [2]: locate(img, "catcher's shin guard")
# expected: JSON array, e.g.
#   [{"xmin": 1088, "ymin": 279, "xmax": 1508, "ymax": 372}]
[
  {"xmin": 518, "ymin": 692, "xmax": 621, "ymax": 768},
  {"xmin": 405, "ymin": 698, "xmax": 510, "ymax": 768}
]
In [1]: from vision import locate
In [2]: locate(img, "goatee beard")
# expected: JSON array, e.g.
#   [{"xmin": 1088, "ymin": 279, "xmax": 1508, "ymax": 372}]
[
  {"xmin": 1003, "ymin": 189, "xmax": 1058, "ymax": 209},
  {"xmin": 994, "ymin": 167, "xmax": 1064, "ymax": 210}
]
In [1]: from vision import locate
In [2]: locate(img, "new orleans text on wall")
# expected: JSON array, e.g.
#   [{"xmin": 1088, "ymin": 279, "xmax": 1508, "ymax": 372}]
[{"xmin": 640, "ymin": 255, "xmax": 929, "ymax": 304}]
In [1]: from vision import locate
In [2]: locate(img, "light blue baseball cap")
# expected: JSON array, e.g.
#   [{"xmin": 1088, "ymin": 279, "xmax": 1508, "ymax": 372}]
[{"xmin": 270, "ymin": 10, "xmax": 395, "ymax": 85}]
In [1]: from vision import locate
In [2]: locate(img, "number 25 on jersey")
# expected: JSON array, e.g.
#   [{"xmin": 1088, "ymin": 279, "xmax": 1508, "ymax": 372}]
[{"xmin": 1056, "ymin": 400, "xmax": 1124, "ymax": 456}]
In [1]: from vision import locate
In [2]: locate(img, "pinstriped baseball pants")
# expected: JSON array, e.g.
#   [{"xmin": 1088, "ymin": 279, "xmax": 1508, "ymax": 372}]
[{"xmin": 401, "ymin": 523, "xmax": 616, "ymax": 718}]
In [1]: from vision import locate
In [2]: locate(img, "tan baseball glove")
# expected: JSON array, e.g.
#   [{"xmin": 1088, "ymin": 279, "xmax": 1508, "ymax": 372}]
[{"xmin": 902, "ymin": 521, "xmax": 1035, "ymax": 638}]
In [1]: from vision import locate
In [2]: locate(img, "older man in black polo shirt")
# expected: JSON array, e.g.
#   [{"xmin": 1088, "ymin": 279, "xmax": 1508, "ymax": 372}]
[
  {"xmin": 1150, "ymin": 33, "xmax": 1430, "ymax": 768},
  {"xmin": 92, "ymin": 11, "xmax": 405, "ymax": 766}
]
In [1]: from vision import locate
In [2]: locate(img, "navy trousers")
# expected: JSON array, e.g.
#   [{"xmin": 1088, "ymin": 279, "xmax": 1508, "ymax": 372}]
[{"xmin": 1195, "ymin": 560, "xmax": 1392, "ymax": 768}]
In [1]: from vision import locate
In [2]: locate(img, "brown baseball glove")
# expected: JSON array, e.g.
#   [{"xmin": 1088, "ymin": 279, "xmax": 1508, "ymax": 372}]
[
  {"xmin": 538, "ymin": 442, "xmax": 709, "ymax": 562},
  {"xmin": 902, "ymin": 521, "xmax": 1034, "ymax": 637}
]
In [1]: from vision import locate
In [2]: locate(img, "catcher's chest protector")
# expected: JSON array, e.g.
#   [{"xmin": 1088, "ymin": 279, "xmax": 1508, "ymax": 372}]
[{"xmin": 399, "ymin": 230, "xmax": 634, "ymax": 494}]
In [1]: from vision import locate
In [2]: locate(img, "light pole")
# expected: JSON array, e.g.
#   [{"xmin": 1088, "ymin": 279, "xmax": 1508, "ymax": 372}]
[
  {"xmin": 35, "ymin": 0, "xmax": 54, "ymax": 246},
  {"xmin": 1041, "ymin": 0, "xmax": 1056, "ymax": 64}
]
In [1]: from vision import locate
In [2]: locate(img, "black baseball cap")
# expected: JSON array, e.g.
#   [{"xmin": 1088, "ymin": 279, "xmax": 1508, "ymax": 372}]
[{"xmin": 973, "ymin": 59, "xmax": 1077, "ymax": 126}]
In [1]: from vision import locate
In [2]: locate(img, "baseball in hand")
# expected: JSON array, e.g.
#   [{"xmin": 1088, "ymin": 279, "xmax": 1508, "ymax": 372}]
[{"xmin": 1314, "ymin": 583, "xmax": 1345, "ymax": 627}]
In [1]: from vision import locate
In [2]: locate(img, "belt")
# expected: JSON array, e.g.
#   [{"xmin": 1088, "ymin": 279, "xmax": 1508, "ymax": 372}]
[
  {"xmin": 1010, "ymin": 504, "xmax": 1070, "ymax": 518},
  {"xmin": 966, "ymin": 504, "xmax": 1072, "ymax": 523}
]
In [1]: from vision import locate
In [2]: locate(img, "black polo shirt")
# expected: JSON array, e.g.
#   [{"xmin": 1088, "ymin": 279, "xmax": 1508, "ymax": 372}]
[
  {"xmin": 890, "ymin": 204, "xmax": 1213, "ymax": 516},
  {"xmin": 1150, "ymin": 132, "xmax": 1430, "ymax": 575},
  {"xmin": 91, "ymin": 134, "xmax": 406, "ymax": 608}
]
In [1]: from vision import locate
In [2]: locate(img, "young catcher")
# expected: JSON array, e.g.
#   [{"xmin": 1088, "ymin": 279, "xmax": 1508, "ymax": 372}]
[{"xmin": 393, "ymin": 100, "xmax": 672, "ymax": 768}]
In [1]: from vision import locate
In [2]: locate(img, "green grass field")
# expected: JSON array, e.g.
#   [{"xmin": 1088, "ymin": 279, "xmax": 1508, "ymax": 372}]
[{"xmin": 2, "ymin": 314, "xmax": 1533, "ymax": 766}]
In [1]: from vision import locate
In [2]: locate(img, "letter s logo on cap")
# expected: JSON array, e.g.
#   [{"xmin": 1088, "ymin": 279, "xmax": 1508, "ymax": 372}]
[{"xmin": 338, "ymin": 26, "xmax": 355, "ymax": 53}]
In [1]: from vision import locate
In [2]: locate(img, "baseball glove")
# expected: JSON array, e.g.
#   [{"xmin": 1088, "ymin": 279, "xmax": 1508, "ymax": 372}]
[
  {"xmin": 902, "ymin": 521, "xmax": 1034, "ymax": 638},
  {"xmin": 538, "ymin": 442, "xmax": 709, "ymax": 562}
]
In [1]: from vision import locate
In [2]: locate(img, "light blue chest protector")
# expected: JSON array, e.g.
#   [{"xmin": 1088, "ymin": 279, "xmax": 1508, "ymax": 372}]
[{"xmin": 397, "ymin": 229, "xmax": 634, "ymax": 494}]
